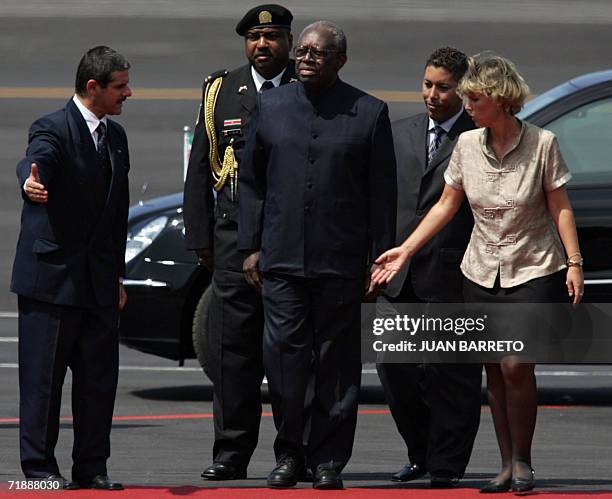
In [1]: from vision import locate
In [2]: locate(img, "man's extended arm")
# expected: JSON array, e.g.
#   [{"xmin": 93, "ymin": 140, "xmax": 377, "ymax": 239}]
[{"xmin": 18, "ymin": 117, "xmax": 61, "ymax": 203}]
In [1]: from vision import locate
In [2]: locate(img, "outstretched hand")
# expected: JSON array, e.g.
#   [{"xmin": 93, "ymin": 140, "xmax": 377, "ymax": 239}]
[
  {"xmin": 24, "ymin": 163, "xmax": 48, "ymax": 203},
  {"xmin": 370, "ymin": 246, "xmax": 411, "ymax": 286}
]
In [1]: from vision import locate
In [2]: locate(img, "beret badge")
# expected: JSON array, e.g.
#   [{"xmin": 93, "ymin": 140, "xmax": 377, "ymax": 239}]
[{"xmin": 258, "ymin": 10, "xmax": 272, "ymax": 24}]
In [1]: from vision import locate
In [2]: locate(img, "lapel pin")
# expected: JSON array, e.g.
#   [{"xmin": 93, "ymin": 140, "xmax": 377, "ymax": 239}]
[{"xmin": 238, "ymin": 85, "xmax": 248, "ymax": 94}]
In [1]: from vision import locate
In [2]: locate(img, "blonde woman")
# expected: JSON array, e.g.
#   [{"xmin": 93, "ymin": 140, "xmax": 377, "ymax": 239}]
[{"xmin": 371, "ymin": 55, "xmax": 583, "ymax": 493}]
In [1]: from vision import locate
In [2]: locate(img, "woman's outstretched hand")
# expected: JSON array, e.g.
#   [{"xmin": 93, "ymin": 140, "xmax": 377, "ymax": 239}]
[{"xmin": 370, "ymin": 246, "xmax": 411, "ymax": 285}]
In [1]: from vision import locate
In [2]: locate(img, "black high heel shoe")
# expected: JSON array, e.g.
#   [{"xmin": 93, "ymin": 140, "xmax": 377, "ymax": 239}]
[
  {"xmin": 480, "ymin": 476, "xmax": 511, "ymax": 493},
  {"xmin": 511, "ymin": 468, "xmax": 535, "ymax": 492}
]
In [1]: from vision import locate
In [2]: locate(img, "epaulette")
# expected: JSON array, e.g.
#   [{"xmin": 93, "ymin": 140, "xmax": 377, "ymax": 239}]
[{"xmin": 203, "ymin": 69, "xmax": 228, "ymax": 85}]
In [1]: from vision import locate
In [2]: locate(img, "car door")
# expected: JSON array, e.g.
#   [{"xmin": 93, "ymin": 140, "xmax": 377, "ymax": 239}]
[{"xmin": 532, "ymin": 93, "xmax": 612, "ymax": 302}]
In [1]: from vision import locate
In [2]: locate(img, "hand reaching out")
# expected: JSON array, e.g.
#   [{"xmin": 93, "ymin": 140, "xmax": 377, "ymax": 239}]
[
  {"xmin": 370, "ymin": 246, "xmax": 411, "ymax": 286},
  {"xmin": 24, "ymin": 163, "xmax": 48, "ymax": 203}
]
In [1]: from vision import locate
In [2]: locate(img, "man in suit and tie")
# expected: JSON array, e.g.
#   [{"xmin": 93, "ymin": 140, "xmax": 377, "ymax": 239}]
[
  {"xmin": 183, "ymin": 4, "xmax": 298, "ymax": 481},
  {"xmin": 238, "ymin": 21, "xmax": 396, "ymax": 490},
  {"xmin": 11, "ymin": 45, "xmax": 131, "ymax": 490},
  {"xmin": 376, "ymin": 46, "xmax": 482, "ymax": 488}
]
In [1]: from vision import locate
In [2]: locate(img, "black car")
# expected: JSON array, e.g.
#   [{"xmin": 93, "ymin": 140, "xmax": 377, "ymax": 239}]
[{"xmin": 119, "ymin": 69, "xmax": 612, "ymax": 364}]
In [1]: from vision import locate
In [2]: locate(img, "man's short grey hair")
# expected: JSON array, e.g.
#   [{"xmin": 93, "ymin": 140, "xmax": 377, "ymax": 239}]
[{"xmin": 299, "ymin": 20, "xmax": 347, "ymax": 53}]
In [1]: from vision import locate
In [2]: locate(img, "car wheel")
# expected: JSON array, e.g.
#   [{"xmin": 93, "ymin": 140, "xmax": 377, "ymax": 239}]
[{"xmin": 192, "ymin": 285, "xmax": 212, "ymax": 374}]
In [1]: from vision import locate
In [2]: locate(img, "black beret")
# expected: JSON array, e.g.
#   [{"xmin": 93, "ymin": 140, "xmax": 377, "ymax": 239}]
[{"xmin": 235, "ymin": 4, "xmax": 293, "ymax": 36}]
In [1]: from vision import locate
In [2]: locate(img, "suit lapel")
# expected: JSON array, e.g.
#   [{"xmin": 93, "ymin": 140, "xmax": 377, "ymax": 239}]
[
  {"xmin": 280, "ymin": 60, "xmax": 297, "ymax": 84},
  {"xmin": 423, "ymin": 110, "xmax": 473, "ymax": 175},
  {"xmin": 237, "ymin": 65, "xmax": 257, "ymax": 113},
  {"xmin": 239, "ymin": 61, "xmax": 297, "ymax": 112},
  {"xmin": 67, "ymin": 99, "xmax": 97, "ymax": 158},
  {"xmin": 413, "ymin": 114, "xmax": 429, "ymax": 173},
  {"xmin": 101, "ymin": 121, "xmax": 127, "ymax": 214}
]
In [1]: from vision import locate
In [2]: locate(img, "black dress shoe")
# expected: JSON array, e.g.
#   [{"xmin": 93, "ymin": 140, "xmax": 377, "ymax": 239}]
[
  {"xmin": 267, "ymin": 455, "xmax": 303, "ymax": 488},
  {"xmin": 430, "ymin": 475, "xmax": 460, "ymax": 488},
  {"xmin": 201, "ymin": 462, "xmax": 246, "ymax": 480},
  {"xmin": 78, "ymin": 474, "xmax": 123, "ymax": 490},
  {"xmin": 43, "ymin": 474, "xmax": 80, "ymax": 490},
  {"xmin": 392, "ymin": 463, "xmax": 426, "ymax": 482},
  {"xmin": 511, "ymin": 468, "xmax": 535, "ymax": 492},
  {"xmin": 313, "ymin": 467, "xmax": 343, "ymax": 490},
  {"xmin": 480, "ymin": 477, "xmax": 511, "ymax": 493}
]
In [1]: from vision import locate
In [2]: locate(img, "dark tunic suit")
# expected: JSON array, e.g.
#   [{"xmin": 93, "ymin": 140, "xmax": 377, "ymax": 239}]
[
  {"xmin": 183, "ymin": 62, "xmax": 296, "ymax": 468},
  {"xmin": 11, "ymin": 99, "xmax": 129, "ymax": 480},
  {"xmin": 238, "ymin": 79, "xmax": 396, "ymax": 471},
  {"xmin": 377, "ymin": 110, "xmax": 482, "ymax": 477}
]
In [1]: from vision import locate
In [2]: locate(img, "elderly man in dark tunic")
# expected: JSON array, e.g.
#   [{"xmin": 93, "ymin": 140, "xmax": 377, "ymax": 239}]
[{"xmin": 238, "ymin": 21, "xmax": 397, "ymax": 490}]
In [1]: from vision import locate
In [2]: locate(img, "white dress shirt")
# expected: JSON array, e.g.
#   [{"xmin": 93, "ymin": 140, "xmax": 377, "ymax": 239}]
[
  {"xmin": 72, "ymin": 94, "xmax": 108, "ymax": 151},
  {"xmin": 250, "ymin": 66, "xmax": 287, "ymax": 92},
  {"xmin": 427, "ymin": 107, "xmax": 464, "ymax": 148}
]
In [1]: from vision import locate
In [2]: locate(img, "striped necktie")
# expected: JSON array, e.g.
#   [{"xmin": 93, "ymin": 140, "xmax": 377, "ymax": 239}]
[{"xmin": 428, "ymin": 125, "xmax": 445, "ymax": 164}]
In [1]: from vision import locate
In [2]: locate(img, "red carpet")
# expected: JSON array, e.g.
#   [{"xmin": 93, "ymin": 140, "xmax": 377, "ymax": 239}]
[{"xmin": 1, "ymin": 487, "xmax": 611, "ymax": 498}]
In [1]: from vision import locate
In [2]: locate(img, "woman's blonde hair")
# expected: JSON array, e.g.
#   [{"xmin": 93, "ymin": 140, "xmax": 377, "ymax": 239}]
[{"xmin": 458, "ymin": 53, "xmax": 530, "ymax": 115}]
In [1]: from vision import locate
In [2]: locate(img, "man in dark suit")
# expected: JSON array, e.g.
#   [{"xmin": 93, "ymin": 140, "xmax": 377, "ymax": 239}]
[
  {"xmin": 183, "ymin": 4, "xmax": 297, "ymax": 481},
  {"xmin": 376, "ymin": 46, "xmax": 482, "ymax": 488},
  {"xmin": 11, "ymin": 46, "xmax": 131, "ymax": 490},
  {"xmin": 238, "ymin": 21, "xmax": 396, "ymax": 490}
]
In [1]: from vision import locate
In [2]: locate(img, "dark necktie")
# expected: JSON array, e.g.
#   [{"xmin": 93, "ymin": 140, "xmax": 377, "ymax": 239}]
[
  {"xmin": 428, "ymin": 125, "xmax": 445, "ymax": 164},
  {"xmin": 95, "ymin": 121, "xmax": 112, "ymax": 193},
  {"xmin": 96, "ymin": 122, "xmax": 108, "ymax": 157},
  {"xmin": 260, "ymin": 80, "xmax": 274, "ymax": 92}
]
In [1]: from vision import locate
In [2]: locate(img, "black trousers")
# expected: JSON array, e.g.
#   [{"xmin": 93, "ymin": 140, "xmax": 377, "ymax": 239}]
[
  {"xmin": 18, "ymin": 295, "xmax": 119, "ymax": 480},
  {"xmin": 206, "ymin": 269, "xmax": 264, "ymax": 468},
  {"xmin": 262, "ymin": 273, "xmax": 362, "ymax": 473},
  {"xmin": 376, "ymin": 274, "xmax": 482, "ymax": 477}
]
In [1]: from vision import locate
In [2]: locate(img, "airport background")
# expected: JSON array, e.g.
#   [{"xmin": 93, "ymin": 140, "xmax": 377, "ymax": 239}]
[{"xmin": 0, "ymin": 1, "xmax": 611, "ymax": 494}]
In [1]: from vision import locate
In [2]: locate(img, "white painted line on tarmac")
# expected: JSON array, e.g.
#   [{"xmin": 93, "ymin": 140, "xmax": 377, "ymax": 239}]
[
  {"xmin": 0, "ymin": 312, "xmax": 18, "ymax": 318},
  {"xmin": 0, "ymin": 364, "xmax": 610, "ymax": 376},
  {"xmin": 362, "ymin": 368, "xmax": 612, "ymax": 376},
  {"xmin": 0, "ymin": 363, "xmax": 202, "ymax": 372},
  {"xmin": 535, "ymin": 371, "xmax": 612, "ymax": 377},
  {"xmin": 118, "ymin": 365, "xmax": 202, "ymax": 372},
  {"xmin": 0, "ymin": 338, "xmax": 18, "ymax": 342}
]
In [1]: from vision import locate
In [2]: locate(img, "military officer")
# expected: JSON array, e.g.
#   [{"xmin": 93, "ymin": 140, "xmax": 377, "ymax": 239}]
[{"xmin": 183, "ymin": 4, "xmax": 297, "ymax": 481}]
